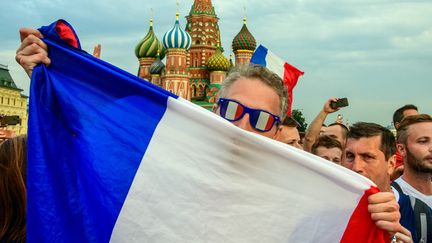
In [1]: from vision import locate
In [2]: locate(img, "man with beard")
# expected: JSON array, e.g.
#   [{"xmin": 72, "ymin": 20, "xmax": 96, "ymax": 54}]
[
  {"xmin": 391, "ymin": 104, "xmax": 419, "ymax": 181},
  {"xmin": 342, "ymin": 122, "xmax": 430, "ymax": 242},
  {"xmin": 395, "ymin": 114, "xmax": 432, "ymax": 208}
]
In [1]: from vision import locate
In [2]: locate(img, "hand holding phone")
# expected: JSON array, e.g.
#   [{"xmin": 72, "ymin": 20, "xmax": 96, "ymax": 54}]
[{"xmin": 330, "ymin": 98, "xmax": 349, "ymax": 110}]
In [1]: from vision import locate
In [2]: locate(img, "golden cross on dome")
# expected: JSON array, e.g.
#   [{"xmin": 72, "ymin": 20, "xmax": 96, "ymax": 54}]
[
  {"xmin": 243, "ymin": 6, "xmax": 247, "ymax": 24},
  {"xmin": 150, "ymin": 8, "xmax": 154, "ymax": 27},
  {"xmin": 176, "ymin": 1, "xmax": 180, "ymax": 20}
]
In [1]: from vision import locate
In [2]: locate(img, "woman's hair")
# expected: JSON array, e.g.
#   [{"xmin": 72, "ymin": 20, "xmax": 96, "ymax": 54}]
[{"xmin": 0, "ymin": 135, "xmax": 27, "ymax": 242}]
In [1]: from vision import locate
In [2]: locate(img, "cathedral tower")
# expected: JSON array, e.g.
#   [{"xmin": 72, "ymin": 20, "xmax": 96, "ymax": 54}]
[
  {"xmin": 135, "ymin": 18, "xmax": 166, "ymax": 80},
  {"xmin": 206, "ymin": 43, "xmax": 230, "ymax": 102},
  {"xmin": 162, "ymin": 11, "xmax": 192, "ymax": 100},
  {"xmin": 186, "ymin": 0, "xmax": 220, "ymax": 101},
  {"xmin": 232, "ymin": 17, "xmax": 256, "ymax": 66}
]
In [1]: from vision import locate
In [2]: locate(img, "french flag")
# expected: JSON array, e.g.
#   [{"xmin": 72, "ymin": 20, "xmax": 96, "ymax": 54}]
[
  {"xmin": 250, "ymin": 45, "xmax": 304, "ymax": 117},
  {"xmin": 28, "ymin": 20, "xmax": 387, "ymax": 243}
]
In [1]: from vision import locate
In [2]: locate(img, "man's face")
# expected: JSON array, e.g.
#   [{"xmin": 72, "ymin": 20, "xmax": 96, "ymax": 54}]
[
  {"xmin": 395, "ymin": 109, "xmax": 419, "ymax": 129},
  {"xmin": 274, "ymin": 125, "xmax": 303, "ymax": 150},
  {"xmin": 216, "ymin": 77, "xmax": 281, "ymax": 139},
  {"xmin": 322, "ymin": 125, "xmax": 345, "ymax": 147},
  {"xmin": 400, "ymin": 122, "xmax": 432, "ymax": 174},
  {"xmin": 315, "ymin": 146, "xmax": 342, "ymax": 164},
  {"xmin": 342, "ymin": 136, "xmax": 394, "ymax": 191}
]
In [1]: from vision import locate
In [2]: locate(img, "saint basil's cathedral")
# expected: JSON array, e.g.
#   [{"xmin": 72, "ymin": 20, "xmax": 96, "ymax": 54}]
[{"xmin": 134, "ymin": 0, "xmax": 257, "ymax": 109}]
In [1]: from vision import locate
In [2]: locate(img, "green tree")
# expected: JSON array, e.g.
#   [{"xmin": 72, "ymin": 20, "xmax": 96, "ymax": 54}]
[{"xmin": 291, "ymin": 109, "xmax": 308, "ymax": 132}]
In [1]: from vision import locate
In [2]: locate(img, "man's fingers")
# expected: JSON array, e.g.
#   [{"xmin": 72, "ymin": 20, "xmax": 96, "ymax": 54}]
[
  {"xmin": 374, "ymin": 220, "xmax": 401, "ymax": 233},
  {"xmin": 368, "ymin": 192, "xmax": 395, "ymax": 204},
  {"xmin": 19, "ymin": 28, "xmax": 43, "ymax": 42},
  {"xmin": 17, "ymin": 45, "xmax": 50, "ymax": 66},
  {"xmin": 16, "ymin": 52, "xmax": 51, "ymax": 77},
  {"xmin": 368, "ymin": 201, "xmax": 399, "ymax": 213},
  {"xmin": 370, "ymin": 211, "xmax": 400, "ymax": 222},
  {"xmin": 394, "ymin": 231, "xmax": 413, "ymax": 243},
  {"xmin": 17, "ymin": 34, "xmax": 48, "ymax": 54},
  {"xmin": 18, "ymin": 42, "xmax": 48, "ymax": 57}
]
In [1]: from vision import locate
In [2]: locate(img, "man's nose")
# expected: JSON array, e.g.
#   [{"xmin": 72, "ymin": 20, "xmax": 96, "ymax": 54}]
[
  {"xmin": 352, "ymin": 157, "xmax": 364, "ymax": 174},
  {"xmin": 234, "ymin": 113, "xmax": 254, "ymax": 132}
]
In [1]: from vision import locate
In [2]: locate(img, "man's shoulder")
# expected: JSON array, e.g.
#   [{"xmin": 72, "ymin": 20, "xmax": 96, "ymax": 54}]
[{"xmin": 394, "ymin": 177, "xmax": 432, "ymax": 208}]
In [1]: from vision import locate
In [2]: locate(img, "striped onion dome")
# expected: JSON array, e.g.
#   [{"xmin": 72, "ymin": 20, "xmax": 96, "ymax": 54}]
[
  {"xmin": 162, "ymin": 13, "xmax": 192, "ymax": 50},
  {"xmin": 149, "ymin": 51, "xmax": 165, "ymax": 75},
  {"xmin": 135, "ymin": 18, "xmax": 166, "ymax": 59},
  {"xmin": 207, "ymin": 45, "xmax": 230, "ymax": 72},
  {"xmin": 232, "ymin": 17, "xmax": 256, "ymax": 52}
]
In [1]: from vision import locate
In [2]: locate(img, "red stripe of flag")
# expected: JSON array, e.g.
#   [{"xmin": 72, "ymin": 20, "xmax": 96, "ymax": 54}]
[{"xmin": 340, "ymin": 186, "xmax": 389, "ymax": 243}]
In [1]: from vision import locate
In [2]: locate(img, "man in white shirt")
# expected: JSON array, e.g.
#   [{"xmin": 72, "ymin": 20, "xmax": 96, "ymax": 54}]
[{"xmin": 395, "ymin": 114, "xmax": 432, "ymax": 208}]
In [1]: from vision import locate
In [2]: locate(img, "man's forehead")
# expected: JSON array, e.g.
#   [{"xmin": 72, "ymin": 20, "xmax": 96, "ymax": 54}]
[
  {"xmin": 346, "ymin": 136, "xmax": 381, "ymax": 150},
  {"xmin": 402, "ymin": 109, "xmax": 418, "ymax": 118},
  {"xmin": 407, "ymin": 122, "xmax": 432, "ymax": 138},
  {"xmin": 317, "ymin": 146, "xmax": 342, "ymax": 154},
  {"xmin": 326, "ymin": 125, "xmax": 343, "ymax": 133},
  {"xmin": 280, "ymin": 125, "xmax": 300, "ymax": 137}
]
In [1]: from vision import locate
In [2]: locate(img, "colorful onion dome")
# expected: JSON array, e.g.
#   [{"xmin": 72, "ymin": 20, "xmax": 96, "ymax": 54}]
[
  {"xmin": 207, "ymin": 44, "xmax": 230, "ymax": 72},
  {"xmin": 189, "ymin": 0, "xmax": 216, "ymax": 16},
  {"xmin": 162, "ymin": 13, "xmax": 192, "ymax": 50},
  {"xmin": 135, "ymin": 18, "xmax": 166, "ymax": 59},
  {"xmin": 232, "ymin": 17, "xmax": 256, "ymax": 52},
  {"xmin": 149, "ymin": 51, "xmax": 165, "ymax": 75}
]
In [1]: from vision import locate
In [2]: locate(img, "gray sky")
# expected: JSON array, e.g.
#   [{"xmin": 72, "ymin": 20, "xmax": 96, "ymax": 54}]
[{"xmin": 1, "ymin": 0, "xmax": 431, "ymax": 126}]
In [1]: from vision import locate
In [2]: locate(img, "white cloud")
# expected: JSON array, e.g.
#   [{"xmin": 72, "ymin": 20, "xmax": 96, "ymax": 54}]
[{"xmin": 391, "ymin": 28, "xmax": 432, "ymax": 49}]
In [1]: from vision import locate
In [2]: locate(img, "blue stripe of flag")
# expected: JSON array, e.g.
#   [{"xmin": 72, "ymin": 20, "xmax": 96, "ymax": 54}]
[
  {"xmin": 28, "ymin": 20, "xmax": 176, "ymax": 243},
  {"xmin": 250, "ymin": 44, "xmax": 268, "ymax": 67}
]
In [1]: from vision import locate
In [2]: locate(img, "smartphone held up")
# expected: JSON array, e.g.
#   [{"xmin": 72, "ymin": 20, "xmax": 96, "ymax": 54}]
[{"xmin": 330, "ymin": 98, "xmax": 349, "ymax": 110}]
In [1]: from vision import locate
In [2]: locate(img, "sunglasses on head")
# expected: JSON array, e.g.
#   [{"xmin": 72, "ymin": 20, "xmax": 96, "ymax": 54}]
[{"xmin": 218, "ymin": 98, "xmax": 281, "ymax": 132}]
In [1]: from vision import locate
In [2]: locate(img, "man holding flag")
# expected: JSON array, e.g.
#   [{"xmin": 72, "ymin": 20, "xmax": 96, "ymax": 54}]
[{"xmin": 15, "ymin": 21, "xmax": 409, "ymax": 242}]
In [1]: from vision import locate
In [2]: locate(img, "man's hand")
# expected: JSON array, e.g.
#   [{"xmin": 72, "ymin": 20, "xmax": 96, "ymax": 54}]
[
  {"xmin": 323, "ymin": 98, "xmax": 340, "ymax": 114},
  {"xmin": 368, "ymin": 192, "xmax": 401, "ymax": 232},
  {"xmin": 392, "ymin": 226, "xmax": 413, "ymax": 243},
  {"xmin": 15, "ymin": 28, "xmax": 50, "ymax": 78},
  {"xmin": 368, "ymin": 192, "xmax": 413, "ymax": 242}
]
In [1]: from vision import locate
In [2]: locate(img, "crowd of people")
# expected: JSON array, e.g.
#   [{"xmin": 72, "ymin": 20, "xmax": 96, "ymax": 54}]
[{"xmin": 1, "ymin": 27, "xmax": 430, "ymax": 242}]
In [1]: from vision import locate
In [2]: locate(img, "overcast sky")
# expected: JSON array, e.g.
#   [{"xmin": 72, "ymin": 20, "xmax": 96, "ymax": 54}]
[{"xmin": 1, "ymin": 0, "xmax": 431, "ymax": 126}]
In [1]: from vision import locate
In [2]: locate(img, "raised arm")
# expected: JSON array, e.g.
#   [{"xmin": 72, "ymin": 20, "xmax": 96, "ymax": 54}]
[{"xmin": 303, "ymin": 98, "xmax": 339, "ymax": 152}]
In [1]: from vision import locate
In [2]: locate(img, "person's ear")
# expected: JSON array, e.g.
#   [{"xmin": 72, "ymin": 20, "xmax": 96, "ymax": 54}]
[
  {"xmin": 395, "ymin": 122, "xmax": 400, "ymax": 129},
  {"xmin": 387, "ymin": 154, "xmax": 396, "ymax": 176},
  {"xmin": 397, "ymin": 143, "xmax": 406, "ymax": 157}
]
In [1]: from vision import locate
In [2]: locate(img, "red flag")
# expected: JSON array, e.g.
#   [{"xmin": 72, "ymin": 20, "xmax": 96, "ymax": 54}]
[{"xmin": 283, "ymin": 62, "xmax": 304, "ymax": 117}]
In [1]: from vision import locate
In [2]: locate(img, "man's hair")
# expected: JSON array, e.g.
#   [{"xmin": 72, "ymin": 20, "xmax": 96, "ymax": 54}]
[
  {"xmin": 311, "ymin": 135, "xmax": 342, "ymax": 155},
  {"xmin": 328, "ymin": 122, "xmax": 349, "ymax": 140},
  {"xmin": 0, "ymin": 135, "xmax": 27, "ymax": 242},
  {"xmin": 218, "ymin": 64, "xmax": 288, "ymax": 120},
  {"xmin": 348, "ymin": 122, "xmax": 396, "ymax": 160},
  {"xmin": 397, "ymin": 114, "xmax": 432, "ymax": 144},
  {"xmin": 393, "ymin": 104, "xmax": 418, "ymax": 126},
  {"xmin": 281, "ymin": 116, "xmax": 299, "ymax": 128}
]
